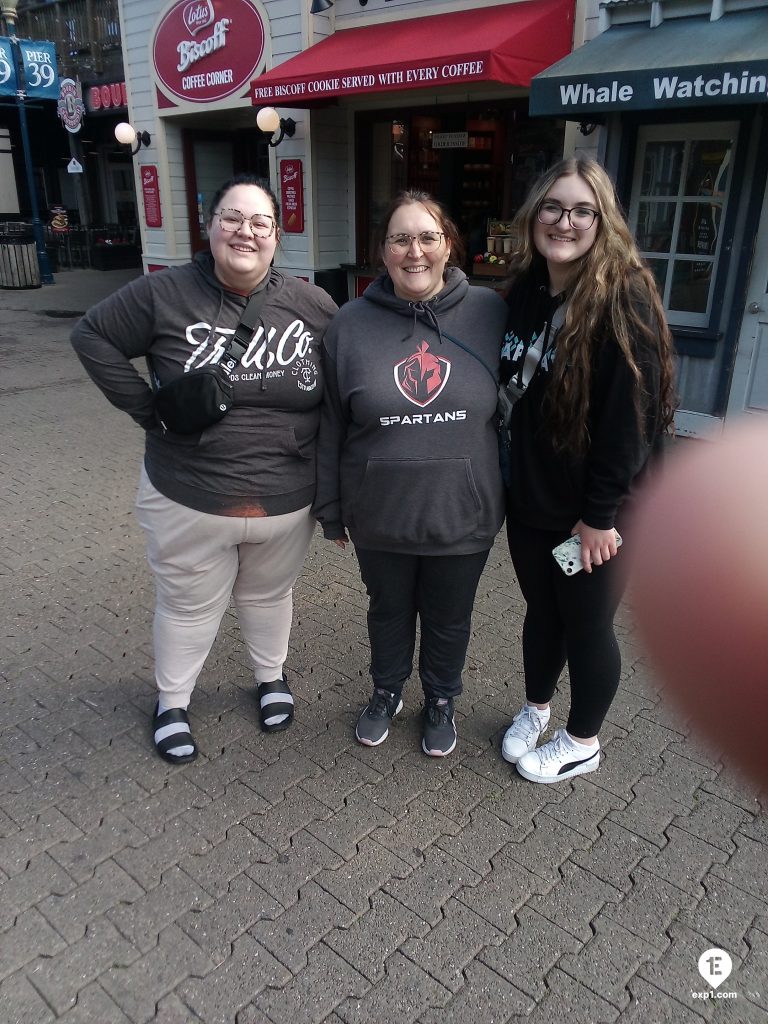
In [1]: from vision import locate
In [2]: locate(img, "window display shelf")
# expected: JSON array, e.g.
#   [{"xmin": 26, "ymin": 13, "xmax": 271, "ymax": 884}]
[
  {"xmin": 473, "ymin": 262, "xmax": 508, "ymax": 278},
  {"xmin": 467, "ymin": 133, "xmax": 494, "ymax": 151}
]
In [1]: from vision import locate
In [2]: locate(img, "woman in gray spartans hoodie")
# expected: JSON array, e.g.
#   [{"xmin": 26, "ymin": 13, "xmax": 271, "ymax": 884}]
[{"xmin": 314, "ymin": 191, "xmax": 506, "ymax": 758}]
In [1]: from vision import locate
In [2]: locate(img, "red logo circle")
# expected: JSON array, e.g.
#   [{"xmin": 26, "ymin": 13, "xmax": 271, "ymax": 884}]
[{"xmin": 153, "ymin": 0, "xmax": 265, "ymax": 104}]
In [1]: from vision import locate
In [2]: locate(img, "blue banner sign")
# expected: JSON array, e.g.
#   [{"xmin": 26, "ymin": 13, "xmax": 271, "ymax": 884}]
[
  {"xmin": 0, "ymin": 37, "xmax": 19, "ymax": 97},
  {"xmin": 19, "ymin": 39, "xmax": 59, "ymax": 99}
]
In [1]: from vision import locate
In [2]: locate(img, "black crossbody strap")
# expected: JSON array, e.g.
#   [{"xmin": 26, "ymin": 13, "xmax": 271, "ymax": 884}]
[
  {"xmin": 147, "ymin": 286, "xmax": 269, "ymax": 391},
  {"xmin": 441, "ymin": 330, "xmax": 499, "ymax": 385},
  {"xmin": 221, "ymin": 286, "xmax": 269, "ymax": 366}
]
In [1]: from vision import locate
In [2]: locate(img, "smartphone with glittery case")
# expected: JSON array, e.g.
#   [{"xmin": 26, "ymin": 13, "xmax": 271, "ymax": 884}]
[{"xmin": 552, "ymin": 532, "xmax": 622, "ymax": 575}]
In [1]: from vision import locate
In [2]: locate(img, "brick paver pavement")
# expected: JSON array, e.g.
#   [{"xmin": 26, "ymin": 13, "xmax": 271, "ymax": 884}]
[{"xmin": 1, "ymin": 271, "xmax": 766, "ymax": 1023}]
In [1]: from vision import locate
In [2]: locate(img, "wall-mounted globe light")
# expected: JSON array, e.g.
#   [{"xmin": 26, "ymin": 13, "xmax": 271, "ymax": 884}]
[
  {"xmin": 114, "ymin": 122, "xmax": 151, "ymax": 155},
  {"xmin": 256, "ymin": 106, "xmax": 296, "ymax": 148}
]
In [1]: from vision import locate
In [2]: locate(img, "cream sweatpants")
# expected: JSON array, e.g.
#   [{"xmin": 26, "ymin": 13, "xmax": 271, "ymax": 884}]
[{"xmin": 135, "ymin": 467, "xmax": 315, "ymax": 709}]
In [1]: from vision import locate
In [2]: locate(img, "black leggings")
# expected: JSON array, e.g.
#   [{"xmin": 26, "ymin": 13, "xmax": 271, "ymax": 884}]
[
  {"xmin": 506, "ymin": 518, "xmax": 628, "ymax": 737},
  {"xmin": 355, "ymin": 547, "xmax": 490, "ymax": 700}
]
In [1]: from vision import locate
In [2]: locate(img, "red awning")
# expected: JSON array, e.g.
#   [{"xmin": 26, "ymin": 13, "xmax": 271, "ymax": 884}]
[{"xmin": 251, "ymin": 0, "xmax": 574, "ymax": 107}]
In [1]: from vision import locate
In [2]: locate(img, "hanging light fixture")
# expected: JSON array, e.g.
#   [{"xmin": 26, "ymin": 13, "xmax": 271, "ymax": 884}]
[
  {"xmin": 310, "ymin": 0, "xmax": 333, "ymax": 12},
  {"xmin": 256, "ymin": 106, "xmax": 296, "ymax": 147},
  {"xmin": 114, "ymin": 122, "xmax": 151, "ymax": 155}
]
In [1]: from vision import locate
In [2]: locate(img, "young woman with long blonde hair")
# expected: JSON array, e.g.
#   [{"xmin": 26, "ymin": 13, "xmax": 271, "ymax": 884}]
[{"xmin": 499, "ymin": 158, "xmax": 676, "ymax": 783}]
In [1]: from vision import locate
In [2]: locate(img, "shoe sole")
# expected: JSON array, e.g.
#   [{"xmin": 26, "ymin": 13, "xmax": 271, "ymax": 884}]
[
  {"xmin": 422, "ymin": 713, "xmax": 457, "ymax": 757},
  {"xmin": 501, "ymin": 738, "xmax": 543, "ymax": 765},
  {"xmin": 422, "ymin": 737, "xmax": 457, "ymax": 757},
  {"xmin": 516, "ymin": 753, "xmax": 599, "ymax": 784},
  {"xmin": 501, "ymin": 749, "xmax": 523, "ymax": 765},
  {"xmin": 356, "ymin": 698, "xmax": 403, "ymax": 747},
  {"xmin": 156, "ymin": 747, "xmax": 198, "ymax": 765}
]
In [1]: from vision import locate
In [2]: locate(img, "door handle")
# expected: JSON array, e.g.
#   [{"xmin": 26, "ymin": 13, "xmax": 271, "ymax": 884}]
[{"xmin": 747, "ymin": 302, "xmax": 763, "ymax": 314}]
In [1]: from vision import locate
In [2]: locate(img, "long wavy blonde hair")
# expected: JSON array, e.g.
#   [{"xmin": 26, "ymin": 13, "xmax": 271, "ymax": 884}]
[{"xmin": 507, "ymin": 158, "xmax": 676, "ymax": 454}]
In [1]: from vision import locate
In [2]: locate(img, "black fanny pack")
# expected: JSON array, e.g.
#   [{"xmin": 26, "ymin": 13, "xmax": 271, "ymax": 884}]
[
  {"xmin": 154, "ymin": 366, "xmax": 235, "ymax": 435},
  {"xmin": 152, "ymin": 287, "xmax": 267, "ymax": 434}
]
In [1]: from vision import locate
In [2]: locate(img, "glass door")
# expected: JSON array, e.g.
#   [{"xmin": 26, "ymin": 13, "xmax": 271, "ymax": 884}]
[{"xmin": 629, "ymin": 123, "xmax": 738, "ymax": 329}]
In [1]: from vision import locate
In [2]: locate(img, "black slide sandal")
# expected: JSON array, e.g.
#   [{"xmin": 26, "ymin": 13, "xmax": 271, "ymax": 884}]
[
  {"xmin": 152, "ymin": 704, "xmax": 198, "ymax": 764},
  {"xmin": 257, "ymin": 676, "xmax": 294, "ymax": 732}
]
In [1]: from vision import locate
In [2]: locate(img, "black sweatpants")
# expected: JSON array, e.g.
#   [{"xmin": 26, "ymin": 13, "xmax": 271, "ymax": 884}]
[
  {"xmin": 506, "ymin": 517, "xmax": 629, "ymax": 738},
  {"xmin": 355, "ymin": 547, "xmax": 490, "ymax": 701}
]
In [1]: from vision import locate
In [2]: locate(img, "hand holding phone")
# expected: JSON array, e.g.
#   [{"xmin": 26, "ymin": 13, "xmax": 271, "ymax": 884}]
[{"xmin": 552, "ymin": 531, "xmax": 622, "ymax": 575}]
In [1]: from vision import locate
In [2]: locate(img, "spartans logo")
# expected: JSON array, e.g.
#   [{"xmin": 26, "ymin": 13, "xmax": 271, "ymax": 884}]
[{"xmin": 394, "ymin": 341, "xmax": 450, "ymax": 407}]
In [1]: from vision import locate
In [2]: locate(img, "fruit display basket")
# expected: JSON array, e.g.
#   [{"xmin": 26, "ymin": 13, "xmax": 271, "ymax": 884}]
[{"xmin": 472, "ymin": 220, "xmax": 517, "ymax": 278}]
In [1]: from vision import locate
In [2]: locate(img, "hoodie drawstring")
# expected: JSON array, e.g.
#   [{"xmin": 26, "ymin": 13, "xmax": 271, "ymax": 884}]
[{"xmin": 408, "ymin": 300, "xmax": 445, "ymax": 346}]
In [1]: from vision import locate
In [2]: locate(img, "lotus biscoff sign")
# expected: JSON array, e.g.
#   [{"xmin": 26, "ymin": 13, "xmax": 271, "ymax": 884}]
[{"xmin": 153, "ymin": 0, "xmax": 265, "ymax": 104}]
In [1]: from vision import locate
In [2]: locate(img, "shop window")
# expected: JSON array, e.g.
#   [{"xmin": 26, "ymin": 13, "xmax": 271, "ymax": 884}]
[
  {"xmin": 355, "ymin": 105, "xmax": 562, "ymax": 272},
  {"xmin": 629, "ymin": 123, "xmax": 737, "ymax": 330},
  {"xmin": 365, "ymin": 119, "xmax": 408, "ymax": 262}
]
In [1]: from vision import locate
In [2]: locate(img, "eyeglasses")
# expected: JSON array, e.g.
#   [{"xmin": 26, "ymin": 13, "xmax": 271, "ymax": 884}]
[
  {"xmin": 215, "ymin": 208, "xmax": 276, "ymax": 238},
  {"xmin": 385, "ymin": 231, "xmax": 445, "ymax": 254},
  {"xmin": 537, "ymin": 201, "xmax": 600, "ymax": 231}
]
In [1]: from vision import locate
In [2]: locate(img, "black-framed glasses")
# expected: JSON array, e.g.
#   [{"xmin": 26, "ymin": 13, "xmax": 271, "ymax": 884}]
[
  {"xmin": 537, "ymin": 201, "xmax": 600, "ymax": 231},
  {"xmin": 216, "ymin": 208, "xmax": 276, "ymax": 238},
  {"xmin": 385, "ymin": 231, "xmax": 445, "ymax": 254}
]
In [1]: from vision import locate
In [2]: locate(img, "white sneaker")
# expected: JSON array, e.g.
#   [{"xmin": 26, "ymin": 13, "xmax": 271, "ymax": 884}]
[
  {"xmin": 516, "ymin": 728, "xmax": 600, "ymax": 784},
  {"xmin": 501, "ymin": 704, "xmax": 550, "ymax": 764}
]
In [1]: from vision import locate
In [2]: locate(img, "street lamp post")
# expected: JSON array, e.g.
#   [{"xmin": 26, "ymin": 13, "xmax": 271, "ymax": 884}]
[{"xmin": 1, "ymin": 1, "xmax": 54, "ymax": 283}]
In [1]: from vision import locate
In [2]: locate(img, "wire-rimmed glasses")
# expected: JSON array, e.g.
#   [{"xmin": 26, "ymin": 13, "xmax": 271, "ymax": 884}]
[
  {"xmin": 216, "ymin": 209, "xmax": 276, "ymax": 238},
  {"xmin": 536, "ymin": 201, "xmax": 600, "ymax": 231},
  {"xmin": 385, "ymin": 231, "xmax": 445, "ymax": 254}
]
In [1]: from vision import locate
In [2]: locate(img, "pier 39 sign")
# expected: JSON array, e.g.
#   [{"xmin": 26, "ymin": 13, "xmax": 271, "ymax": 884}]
[{"xmin": 153, "ymin": 0, "xmax": 265, "ymax": 104}]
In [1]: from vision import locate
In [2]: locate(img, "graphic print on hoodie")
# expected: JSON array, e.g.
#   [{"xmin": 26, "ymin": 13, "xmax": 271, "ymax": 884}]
[
  {"xmin": 71, "ymin": 252, "xmax": 337, "ymax": 516},
  {"xmin": 395, "ymin": 341, "xmax": 451, "ymax": 407}
]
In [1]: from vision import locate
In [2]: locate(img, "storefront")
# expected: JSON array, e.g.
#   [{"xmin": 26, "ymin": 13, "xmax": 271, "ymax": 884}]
[
  {"xmin": 3, "ymin": 1, "xmax": 141, "ymax": 259},
  {"xmin": 118, "ymin": 0, "xmax": 273, "ymax": 274},
  {"xmin": 120, "ymin": 0, "xmax": 575, "ymax": 298},
  {"xmin": 529, "ymin": 0, "xmax": 768, "ymax": 435},
  {"xmin": 78, "ymin": 80, "xmax": 139, "ymax": 229},
  {"xmin": 249, "ymin": 0, "xmax": 574, "ymax": 296}
]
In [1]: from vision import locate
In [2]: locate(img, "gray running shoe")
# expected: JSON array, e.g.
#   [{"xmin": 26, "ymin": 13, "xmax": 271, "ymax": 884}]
[
  {"xmin": 422, "ymin": 696, "xmax": 456, "ymax": 757},
  {"xmin": 356, "ymin": 688, "xmax": 403, "ymax": 746}
]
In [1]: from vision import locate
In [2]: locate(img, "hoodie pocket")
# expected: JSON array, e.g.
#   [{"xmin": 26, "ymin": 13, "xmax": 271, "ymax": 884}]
[{"xmin": 351, "ymin": 458, "xmax": 481, "ymax": 547}]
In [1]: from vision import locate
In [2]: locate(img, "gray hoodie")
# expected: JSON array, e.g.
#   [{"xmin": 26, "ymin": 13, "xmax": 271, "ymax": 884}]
[
  {"xmin": 71, "ymin": 252, "xmax": 337, "ymax": 516},
  {"xmin": 313, "ymin": 267, "xmax": 506, "ymax": 555}
]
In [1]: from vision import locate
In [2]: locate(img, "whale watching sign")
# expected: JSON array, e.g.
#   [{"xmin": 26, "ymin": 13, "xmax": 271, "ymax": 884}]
[{"xmin": 529, "ymin": 10, "xmax": 768, "ymax": 117}]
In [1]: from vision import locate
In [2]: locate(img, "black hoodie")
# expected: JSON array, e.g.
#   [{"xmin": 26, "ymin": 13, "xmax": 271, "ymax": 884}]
[
  {"xmin": 501, "ymin": 266, "xmax": 664, "ymax": 531},
  {"xmin": 313, "ymin": 267, "xmax": 507, "ymax": 555},
  {"xmin": 71, "ymin": 252, "xmax": 337, "ymax": 516}
]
